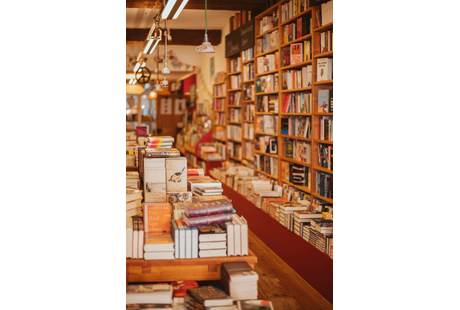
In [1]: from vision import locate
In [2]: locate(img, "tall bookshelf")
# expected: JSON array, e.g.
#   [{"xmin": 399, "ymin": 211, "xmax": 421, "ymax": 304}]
[
  {"xmin": 252, "ymin": 0, "xmax": 332, "ymax": 205},
  {"xmin": 226, "ymin": 54, "xmax": 243, "ymax": 162},
  {"xmin": 212, "ymin": 79, "xmax": 227, "ymax": 146},
  {"xmin": 241, "ymin": 46, "xmax": 256, "ymax": 163}
]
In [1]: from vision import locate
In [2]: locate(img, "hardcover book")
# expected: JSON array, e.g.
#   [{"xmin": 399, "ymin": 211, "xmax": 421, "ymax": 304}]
[
  {"xmin": 221, "ymin": 261, "xmax": 258, "ymax": 283},
  {"xmin": 317, "ymin": 89, "xmax": 330, "ymax": 113},
  {"xmin": 148, "ymin": 136, "xmax": 174, "ymax": 143},
  {"xmin": 144, "ymin": 158, "xmax": 166, "ymax": 202},
  {"xmin": 290, "ymin": 43, "xmax": 303, "ymax": 65},
  {"xmin": 167, "ymin": 191, "xmax": 193, "ymax": 203},
  {"xmin": 184, "ymin": 199, "xmax": 233, "ymax": 218},
  {"xmin": 145, "ymin": 148, "xmax": 180, "ymax": 158},
  {"xmin": 144, "ymin": 202, "xmax": 171, "ymax": 233},
  {"xmin": 186, "ymin": 286, "xmax": 233, "ymax": 307},
  {"xmin": 197, "ymin": 224, "xmax": 227, "ymax": 242},
  {"xmin": 183, "ymin": 213, "xmax": 233, "ymax": 227},
  {"xmin": 166, "ymin": 157, "xmax": 187, "ymax": 192}
]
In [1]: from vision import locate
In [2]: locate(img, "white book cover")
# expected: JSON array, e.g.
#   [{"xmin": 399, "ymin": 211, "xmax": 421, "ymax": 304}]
[
  {"xmin": 144, "ymin": 251, "xmax": 175, "ymax": 260},
  {"xmin": 132, "ymin": 230, "xmax": 139, "ymax": 259},
  {"xmin": 317, "ymin": 58, "xmax": 333, "ymax": 81},
  {"xmin": 178, "ymin": 224, "xmax": 186, "ymax": 259},
  {"xmin": 144, "ymin": 242, "xmax": 175, "ymax": 252},
  {"xmin": 239, "ymin": 216, "xmax": 249, "ymax": 256},
  {"xmin": 191, "ymin": 227, "xmax": 199, "ymax": 258},
  {"xmin": 199, "ymin": 241, "xmax": 227, "ymax": 250},
  {"xmin": 225, "ymin": 221, "xmax": 235, "ymax": 256},
  {"xmin": 185, "ymin": 226, "xmax": 192, "ymax": 259},
  {"xmin": 257, "ymin": 57, "xmax": 264, "ymax": 74},
  {"xmin": 138, "ymin": 230, "xmax": 144, "ymax": 259},
  {"xmin": 172, "ymin": 220, "xmax": 180, "ymax": 256},
  {"xmin": 233, "ymin": 214, "xmax": 241, "ymax": 256},
  {"xmin": 198, "ymin": 233, "xmax": 227, "ymax": 242},
  {"xmin": 144, "ymin": 158, "xmax": 166, "ymax": 202},
  {"xmin": 199, "ymin": 249, "xmax": 227, "ymax": 258},
  {"xmin": 126, "ymin": 228, "xmax": 133, "ymax": 258},
  {"xmin": 166, "ymin": 158, "xmax": 187, "ymax": 192}
]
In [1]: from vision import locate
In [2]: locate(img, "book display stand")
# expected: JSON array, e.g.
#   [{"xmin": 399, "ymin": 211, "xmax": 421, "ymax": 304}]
[{"xmin": 126, "ymin": 250, "xmax": 257, "ymax": 284}]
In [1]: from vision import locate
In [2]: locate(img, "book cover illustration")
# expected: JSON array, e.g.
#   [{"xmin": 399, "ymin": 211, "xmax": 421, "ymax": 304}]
[
  {"xmin": 171, "ymin": 280, "xmax": 199, "ymax": 298},
  {"xmin": 144, "ymin": 203, "xmax": 171, "ymax": 233},
  {"xmin": 290, "ymin": 43, "xmax": 303, "ymax": 64},
  {"xmin": 187, "ymin": 286, "xmax": 231, "ymax": 303},
  {"xmin": 168, "ymin": 167, "xmax": 185, "ymax": 183},
  {"xmin": 145, "ymin": 183, "xmax": 166, "ymax": 202},
  {"xmin": 317, "ymin": 89, "xmax": 329, "ymax": 113},
  {"xmin": 167, "ymin": 192, "xmax": 193, "ymax": 203}
]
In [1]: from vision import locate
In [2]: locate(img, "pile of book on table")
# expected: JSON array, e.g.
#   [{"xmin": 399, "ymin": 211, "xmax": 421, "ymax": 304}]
[
  {"xmin": 221, "ymin": 262, "xmax": 258, "ymax": 301},
  {"xmin": 126, "ymin": 282, "xmax": 274, "ymax": 310},
  {"xmin": 126, "ymin": 136, "xmax": 251, "ymax": 260}
]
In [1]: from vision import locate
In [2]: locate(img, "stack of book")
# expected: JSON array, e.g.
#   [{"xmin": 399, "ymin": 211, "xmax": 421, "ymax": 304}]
[
  {"xmin": 226, "ymin": 214, "xmax": 249, "ymax": 256},
  {"xmin": 147, "ymin": 135, "xmax": 174, "ymax": 149},
  {"xmin": 126, "ymin": 283, "xmax": 173, "ymax": 308},
  {"xmin": 185, "ymin": 286, "xmax": 234, "ymax": 310},
  {"xmin": 128, "ymin": 214, "xmax": 144, "ymax": 259},
  {"xmin": 278, "ymin": 202, "xmax": 308, "ymax": 228},
  {"xmin": 126, "ymin": 171, "xmax": 140, "ymax": 189},
  {"xmin": 221, "ymin": 261, "xmax": 258, "ymax": 301},
  {"xmin": 197, "ymin": 224, "xmax": 228, "ymax": 258},
  {"xmin": 293, "ymin": 211, "xmax": 322, "ymax": 237},
  {"xmin": 143, "ymin": 231, "xmax": 175, "ymax": 260},
  {"xmin": 126, "ymin": 189, "xmax": 143, "ymax": 217},
  {"xmin": 182, "ymin": 199, "xmax": 234, "ymax": 228},
  {"xmin": 193, "ymin": 186, "xmax": 224, "ymax": 196},
  {"xmin": 173, "ymin": 219, "xmax": 199, "ymax": 259}
]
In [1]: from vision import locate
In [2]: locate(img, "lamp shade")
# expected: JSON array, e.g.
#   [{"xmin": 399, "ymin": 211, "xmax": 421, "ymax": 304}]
[
  {"xmin": 148, "ymin": 91, "xmax": 158, "ymax": 100},
  {"xmin": 126, "ymin": 84, "xmax": 145, "ymax": 95}
]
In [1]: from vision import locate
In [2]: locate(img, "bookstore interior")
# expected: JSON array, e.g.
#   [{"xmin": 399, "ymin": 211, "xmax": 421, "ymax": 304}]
[{"xmin": 126, "ymin": 0, "xmax": 333, "ymax": 309}]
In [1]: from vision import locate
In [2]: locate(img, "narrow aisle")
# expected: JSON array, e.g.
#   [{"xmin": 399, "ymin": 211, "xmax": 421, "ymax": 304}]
[{"xmin": 249, "ymin": 230, "xmax": 333, "ymax": 310}]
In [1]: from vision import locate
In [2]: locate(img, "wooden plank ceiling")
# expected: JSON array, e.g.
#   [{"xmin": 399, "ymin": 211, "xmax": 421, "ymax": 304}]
[{"xmin": 126, "ymin": 0, "xmax": 266, "ymax": 45}]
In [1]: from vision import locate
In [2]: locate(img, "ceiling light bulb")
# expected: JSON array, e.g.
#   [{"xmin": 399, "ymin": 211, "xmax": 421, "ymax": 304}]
[
  {"xmin": 196, "ymin": 34, "xmax": 215, "ymax": 54},
  {"xmin": 154, "ymin": 82, "xmax": 163, "ymax": 91},
  {"xmin": 162, "ymin": 65, "xmax": 170, "ymax": 74}
]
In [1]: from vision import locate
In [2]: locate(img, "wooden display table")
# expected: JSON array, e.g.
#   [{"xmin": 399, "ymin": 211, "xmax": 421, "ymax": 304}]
[{"xmin": 127, "ymin": 250, "xmax": 257, "ymax": 284}]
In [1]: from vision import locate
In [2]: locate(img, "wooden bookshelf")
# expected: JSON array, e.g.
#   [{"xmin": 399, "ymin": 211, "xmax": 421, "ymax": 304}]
[{"xmin": 212, "ymin": 80, "xmax": 227, "ymax": 146}]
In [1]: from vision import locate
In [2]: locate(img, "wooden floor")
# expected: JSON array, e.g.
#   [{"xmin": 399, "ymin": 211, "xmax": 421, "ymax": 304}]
[{"xmin": 249, "ymin": 229, "xmax": 333, "ymax": 310}]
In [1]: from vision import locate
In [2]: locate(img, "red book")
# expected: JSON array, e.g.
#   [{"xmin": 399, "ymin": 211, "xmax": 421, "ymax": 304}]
[
  {"xmin": 296, "ymin": 17, "xmax": 303, "ymax": 38},
  {"xmin": 229, "ymin": 17, "xmax": 233, "ymax": 32},
  {"xmin": 283, "ymin": 94, "xmax": 290, "ymax": 113}
]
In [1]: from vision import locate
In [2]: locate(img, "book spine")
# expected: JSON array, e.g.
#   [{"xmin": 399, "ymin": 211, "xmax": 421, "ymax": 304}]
[{"xmin": 184, "ymin": 213, "xmax": 234, "ymax": 227}]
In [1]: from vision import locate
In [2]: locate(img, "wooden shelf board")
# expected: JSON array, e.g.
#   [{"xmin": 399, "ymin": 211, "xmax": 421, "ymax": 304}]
[
  {"xmin": 213, "ymin": 96, "xmax": 226, "ymax": 99},
  {"xmin": 255, "ymin": 90, "xmax": 279, "ymax": 95},
  {"xmin": 242, "ymin": 59, "xmax": 255, "ymax": 64},
  {"xmin": 314, "ymin": 112, "xmax": 333, "ymax": 116},
  {"xmin": 255, "ymin": 4, "xmax": 280, "ymax": 20},
  {"xmin": 243, "ymin": 120, "xmax": 255, "ymax": 123},
  {"xmin": 280, "ymin": 113, "xmax": 312, "ymax": 116},
  {"xmin": 213, "ymin": 82, "xmax": 226, "ymax": 85},
  {"xmin": 243, "ymin": 156, "xmax": 254, "ymax": 162},
  {"xmin": 312, "ymin": 193, "xmax": 333, "ymax": 204},
  {"xmin": 255, "ymin": 131, "xmax": 278, "ymax": 136},
  {"xmin": 228, "ymin": 121, "xmax": 242, "ymax": 124},
  {"xmin": 314, "ymin": 50, "xmax": 333, "ymax": 58},
  {"xmin": 214, "ymin": 110, "xmax": 226, "ymax": 112},
  {"xmin": 313, "ymin": 165, "xmax": 333, "ymax": 174},
  {"xmin": 313, "ymin": 79, "xmax": 333, "ymax": 85},
  {"xmin": 214, "ymin": 138, "xmax": 226, "ymax": 142},
  {"xmin": 280, "ymin": 179, "xmax": 311, "ymax": 193},
  {"xmin": 313, "ymin": 139, "xmax": 333, "ymax": 145},
  {"xmin": 255, "ymin": 47, "xmax": 279, "ymax": 58},
  {"xmin": 229, "ymin": 156, "xmax": 242, "ymax": 161},
  {"xmin": 227, "ymin": 71, "xmax": 242, "ymax": 76},
  {"xmin": 242, "ymin": 137, "xmax": 254, "ymax": 141},
  {"xmin": 281, "ymin": 87, "xmax": 312, "ymax": 93},
  {"xmin": 281, "ymin": 7, "xmax": 313, "ymax": 26},
  {"xmin": 281, "ymin": 60, "xmax": 313, "ymax": 70},
  {"xmin": 227, "ymin": 139, "xmax": 242, "ymax": 143},
  {"xmin": 228, "ymin": 88, "xmax": 242, "ymax": 92},
  {"xmin": 242, "ymin": 100, "xmax": 255, "ymax": 103},
  {"xmin": 256, "ymin": 26, "xmax": 280, "ymax": 39},
  {"xmin": 126, "ymin": 166, "xmax": 138, "ymax": 172},
  {"xmin": 228, "ymin": 105, "xmax": 242, "ymax": 108},
  {"xmin": 314, "ymin": 22, "xmax": 333, "ymax": 32},
  {"xmin": 242, "ymin": 79, "xmax": 255, "ymax": 84},
  {"xmin": 280, "ymin": 33, "xmax": 312, "ymax": 48},
  {"xmin": 280, "ymin": 135, "xmax": 312, "ymax": 142},
  {"xmin": 255, "ymin": 112, "xmax": 276, "ymax": 115},
  {"xmin": 255, "ymin": 150, "xmax": 279, "ymax": 158},
  {"xmin": 255, "ymin": 68, "xmax": 279, "ymax": 77},
  {"xmin": 279, "ymin": 156, "xmax": 311, "ymax": 168},
  {"xmin": 254, "ymin": 169, "xmax": 278, "ymax": 179}
]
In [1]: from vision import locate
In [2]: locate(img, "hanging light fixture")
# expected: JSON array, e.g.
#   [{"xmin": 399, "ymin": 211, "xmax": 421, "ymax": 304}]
[
  {"xmin": 154, "ymin": 48, "xmax": 163, "ymax": 91},
  {"xmin": 161, "ymin": 22, "xmax": 170, "ymax": 75},
  {"xmin": 196, "ymin": 0, "xmax": 215, "ymax": 54}
]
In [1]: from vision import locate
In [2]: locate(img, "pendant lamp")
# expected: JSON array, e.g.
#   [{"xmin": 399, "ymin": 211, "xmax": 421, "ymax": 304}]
[{"xmin": 196, "ymin": 0, "xmax": 215, "ymax": 54}]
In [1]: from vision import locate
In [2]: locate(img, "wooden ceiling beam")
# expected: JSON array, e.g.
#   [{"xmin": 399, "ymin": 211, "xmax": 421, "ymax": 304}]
[
  {"xmin": 127, "ymin": 28, "xmax": 221, "ymax": 46},
  {"xmin": 126, "ymin": 0, "xmax": 267, "ymax": 11}
]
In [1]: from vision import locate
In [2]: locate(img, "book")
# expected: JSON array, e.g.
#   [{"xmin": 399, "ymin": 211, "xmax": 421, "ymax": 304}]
[
  {"xmin": 316, "ymin": 57, "xmax": 333, "ymax": 81},
  {"xmin": 290, "ymin": 43, "xmax": 303, "ymax": 65},
  {"xmin": 183, "ymin": 199, "xmax": 233, "ymax": 218},
  {"xmin": 144, "ymin": 233, "xmax": 174, "ymax": 252},
  {"xmin": 236, "ymin": 299, "xmax": 275, "ymax": 309},
  {"xmin": 126, "ymin": 284, "xmax": 173, "ymax": 304},
  {"xmin": 148, "ymin": 136, "xmax": 174, "ymax": 143},
  {"xmin": 171, "ymin": 280, "xmax": 199, "ymax": 305},
  {"xmin": 186, "ymin": 286, "xmax": 233, "ymax": 307},
  {"xmin": 175, "ymin": 220, "xmax": 186, "ymax": 259},
  {"xmin": 144, "ymin": 158, "xmax": 166, "ymax": 202},
  {"xmin": 222, "ymin": 261, "xmax": 258, "ymax": 283},
  {"xmin": 126, "ymin": 198, "xmax": 142, "ymax": 211},
  {"xmin": 199, "ymin": 241, "xmax": 227, "ymax": 250},
  {"xmin": 144, "ymin": 148, "xmax": 180, "ymax": 158},
  {"xmin": 167, "ymin": 192, "xmax": 193, "ymax": 203},
  {"xmin": 317, "ymin": 89, "xmax": 330, "ymax": 113},
  {"xmin": 183, "ymin": 213, "xmax": 233, "ymax": 227},
  {"xmin": 166, "ymin": 158, "xmax": 187, "ymax": 192},
  {"xmin": 144, "ymin": 202, "xmax": 171, "ymax": 234},
  {"xmin": 198, "ymin": 224, "xmax": 227, "ymax": 242},
  {"xmin": 225, "ymin": 221, "xmax": 234, "ymax": 256},
  {"xmin": 144, "ymin": 251, "xmax": 175, "ymax": 260},
  {"xmin": 126, "ymin": 189, "xmax": 143, "ymax": 202}
]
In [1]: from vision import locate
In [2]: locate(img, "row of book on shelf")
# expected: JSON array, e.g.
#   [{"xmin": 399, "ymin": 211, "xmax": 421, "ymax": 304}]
[
  {"xmin": 258, "ymin": 10, "xmax": 278, "ymax": 35},
  {"xmin": 229, "ymin": 10, "xmax": 252, "ymax": 32},
  {"xmin": 280, "ymin": 0, "xmax": 311, "ymax": 23},
  {"xmin": 256, "ymin": 30, "xmax": 279, "ymax": 54},
  {"xmin": 210, "ymin": 163, "xmax": 332, "ymax": 257},
  {"xmin": 256, "ymin": 95, "xmax": 279, "ymax": 113},
  {"xmin": 281, "ymin": 40, "xmax": 312, "ymax": 66},
  {"xmin": 315, "ymin": 0, "xmax": 333, "ymax": 27},
  {"xmin": 282, "ymin": 15, "xmax": 311, "ymax": 44}
]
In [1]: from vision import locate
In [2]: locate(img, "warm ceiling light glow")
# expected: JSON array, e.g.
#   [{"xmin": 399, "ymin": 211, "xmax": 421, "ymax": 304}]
[
  {"xmin": 172, "ymin": 0, "xmax": 189, "ymax": 19},
  {"xmin": 162, "ymin": 0, "xmax": 177, "ymax": 19},
  {"xmin": 149, "ymin": 91, "xmax": 158, "ymax": 99}
]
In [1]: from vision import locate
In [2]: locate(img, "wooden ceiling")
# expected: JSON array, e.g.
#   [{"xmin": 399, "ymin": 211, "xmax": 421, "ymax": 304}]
[{"xmin": 126, "ymin": 0, "xmax": 266, "ymax": 45}]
